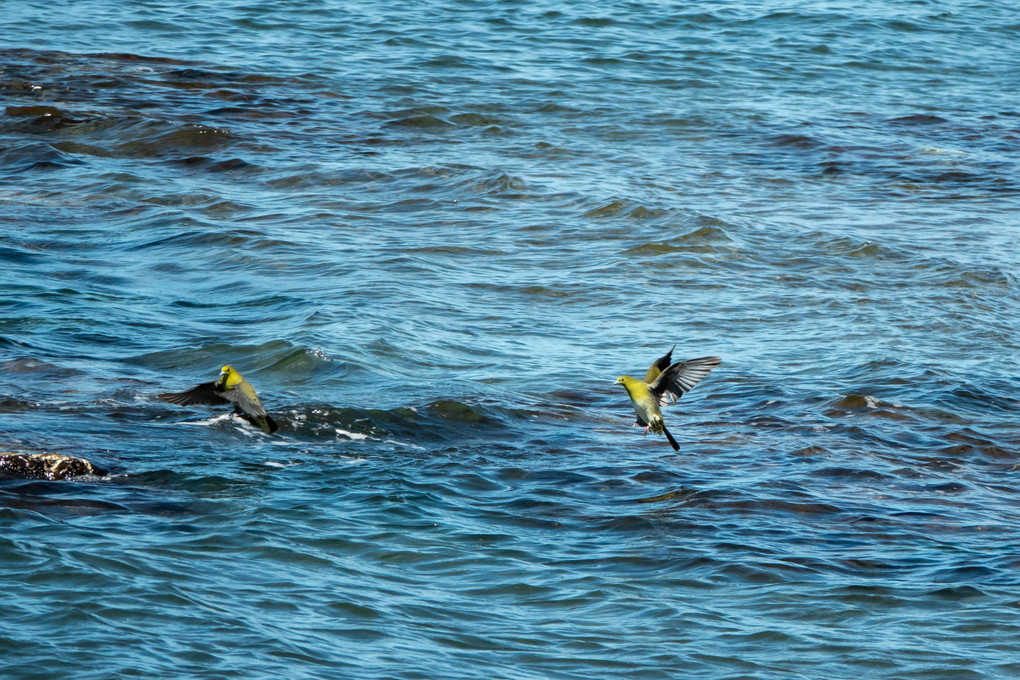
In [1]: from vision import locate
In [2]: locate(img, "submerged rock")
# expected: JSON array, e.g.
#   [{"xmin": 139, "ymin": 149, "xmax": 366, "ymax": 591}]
[{"xmin": 0, "ymin": 452, "xmax": 106, "ymax": 481}]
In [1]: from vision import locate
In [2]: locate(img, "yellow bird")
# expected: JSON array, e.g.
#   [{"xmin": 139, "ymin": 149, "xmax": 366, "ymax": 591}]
[
  {"xmin": 617, "ymin": 350, "xmax": 720, "ymax": 451},
  {"xmin": 157, "ymin": 365, "xmax": 279, "ymax": 434}
]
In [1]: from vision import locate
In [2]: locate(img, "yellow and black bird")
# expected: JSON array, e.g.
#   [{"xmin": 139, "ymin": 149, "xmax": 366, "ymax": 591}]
[
  {"xmin": 157, "ymin": 365, "xmax": 279, "ymax": 434},
  {"xmin": 616, "ymin": 348, "xmax": 720, "ymax": 451}
]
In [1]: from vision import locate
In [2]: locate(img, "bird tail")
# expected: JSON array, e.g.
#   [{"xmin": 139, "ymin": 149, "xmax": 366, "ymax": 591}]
[
  {"xmin": 238, "ymin": 409, "xmax": 280, "ymax": 434},
  {"xmin": 662, "ymin": 423, "xmax": 680, "ymax": 452},
  {"xmin": 256, "ymin": 414, "xmax": 280, "ymax": 435}
]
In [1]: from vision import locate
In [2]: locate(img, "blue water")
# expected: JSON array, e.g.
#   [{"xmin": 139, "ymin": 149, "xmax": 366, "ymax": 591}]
[{"xmin": 3, "ymin": 1, "xmax": 1020, "ymax": 678}]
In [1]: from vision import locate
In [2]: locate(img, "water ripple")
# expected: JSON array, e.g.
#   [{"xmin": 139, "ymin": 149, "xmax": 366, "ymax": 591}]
[{"xmin": 3, "ymin": 3, "xmax": 1020, "ymax": 677}]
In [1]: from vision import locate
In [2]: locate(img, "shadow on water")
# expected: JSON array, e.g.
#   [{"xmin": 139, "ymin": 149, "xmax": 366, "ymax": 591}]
[{"xmin": 0, "ymin": 475, "xmax": 199, "ymax": 518}]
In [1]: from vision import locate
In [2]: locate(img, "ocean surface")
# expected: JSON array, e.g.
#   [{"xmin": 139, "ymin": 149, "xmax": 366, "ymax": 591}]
[{"xmin": 3, "ymin": 1, "xmax": 1020, "ymax": 677}]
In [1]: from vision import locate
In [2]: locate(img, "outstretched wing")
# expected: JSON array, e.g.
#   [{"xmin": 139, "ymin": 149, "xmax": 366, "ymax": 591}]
[
  {"xmin": 650, "ymin": 356, "xmax": 721, "ymax": 406},
  {"xmin": 156, "ymin": 382, "xmax": 229, "ymax": 406},
  {"xmin": 642, "ymin": 344, "xmax": 676, "ymax": 383}
]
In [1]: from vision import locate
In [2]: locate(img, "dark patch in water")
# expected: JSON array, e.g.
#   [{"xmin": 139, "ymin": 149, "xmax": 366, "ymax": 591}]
[{"xmin": 885, "ymin": 114, "xmax": 951, "ymax": 125}]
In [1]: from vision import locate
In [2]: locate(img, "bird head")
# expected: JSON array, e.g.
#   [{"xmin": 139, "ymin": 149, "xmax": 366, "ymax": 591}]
[
  {"xmin": 217, "ymin": 365, "xmax": 236, "ymax": 389},
  {"xmin": 616, "ymin": 376, "xmax": 628, "ymax": 385}
]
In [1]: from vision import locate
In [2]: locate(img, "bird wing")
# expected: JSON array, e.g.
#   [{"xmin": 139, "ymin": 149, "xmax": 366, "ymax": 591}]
[
  {"xmin": 642, "ymin": 344, "xmax": 676, "ymax": 383},
  {"xmin": 156, "ymin": 382, "xmax": 230, "ymax": 406},
  {"xmin": 221, "ymin": 379, "xmax": 269, "ymax": 417},
  {"xmin": 650, "ymin": 356, "xmax": 721, "ymax": 406}
]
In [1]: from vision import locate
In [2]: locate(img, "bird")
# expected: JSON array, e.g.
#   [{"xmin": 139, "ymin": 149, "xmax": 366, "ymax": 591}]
[
  {"xmin": 156, "ymin": 365, "xmax": 279, "ymax": 434},
  {"xmin": 616, "ymin": 350, "xmax": 720, "ymax": 451}
]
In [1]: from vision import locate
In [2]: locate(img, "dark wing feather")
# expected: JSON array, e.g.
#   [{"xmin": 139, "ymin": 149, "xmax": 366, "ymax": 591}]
[
  {"xmin": 155, "ymin": 382, "xmax": 229, "ymax": 406},
  {"xmin": 642, "ymin": 344, "xmax": 676, "ymax": 383},
  {"xmin": 650, "ymin": 356, "xmax": 721, "ymax": 406}
]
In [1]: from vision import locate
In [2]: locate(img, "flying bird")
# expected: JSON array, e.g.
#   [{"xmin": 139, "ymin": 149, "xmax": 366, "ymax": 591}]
[
  {"xmin": 157, "ymin": 365, "xmax": 279, "ymax": 434},
  {"xmin": 616, "ymin": 349, "xmax": 720, "ymax": 451}
]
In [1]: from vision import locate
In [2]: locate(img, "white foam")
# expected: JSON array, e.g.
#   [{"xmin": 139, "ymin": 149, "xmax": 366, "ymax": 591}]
[
  {"xmin": 921, "ymin": 146, "xmax": 966, "ymax": 156},
  {"xmin": 335, "ymin": 428, "xmax": 370, "ymax": 441},
  {"xmin": 384, "ymin": 439, "xmax": 427, "ymax": 451},
  {"xmin": 170, "ymin": 413, "xmax": 266, "ymax": 436},
  {"xmin": 171, "ymin": 413, "xmax": 234, "ymax": 427},
  {"xmin": 307, "ymin": 346, "xmax": 333, "ymax": 361}
]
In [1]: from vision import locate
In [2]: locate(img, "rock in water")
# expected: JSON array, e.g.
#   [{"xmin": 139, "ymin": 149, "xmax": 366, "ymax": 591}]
[{"xmin": 0, "ymin": 452, "xmax": 107, "ymax": 480}]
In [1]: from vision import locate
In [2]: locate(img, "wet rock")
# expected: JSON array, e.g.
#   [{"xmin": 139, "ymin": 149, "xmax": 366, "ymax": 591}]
[{"xmin": 0, "ymin": 452, "xmax": 106, "ymax": 480}]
